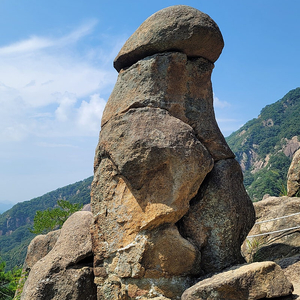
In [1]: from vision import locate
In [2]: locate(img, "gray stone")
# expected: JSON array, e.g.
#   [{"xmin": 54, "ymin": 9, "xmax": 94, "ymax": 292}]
[
  {"xmin": 179, "ymin": 159, "xmax": 255, "ymax": 273},
  {"xmin": 181, "ymin": 262, "xmax": 293, "ymax": 300},
  {"xmin": 20, "ymin": 211, "xmax": 96, "ymax": 300},
  {"xmin": 103, "ymin": 52, "xmax": 234, "ymax": 160},
  {"xmin": 287, "ymin": 149, "xmax": 300, "ymax": 196},
  {"xmin": 114, "ymin": 5, "xmax": 224, "ymax": 71}
]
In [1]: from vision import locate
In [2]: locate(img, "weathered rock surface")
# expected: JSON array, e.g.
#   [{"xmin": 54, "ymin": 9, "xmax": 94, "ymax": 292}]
[
  {"xmin": 23, "ymin": 229, "xmax": 61, "ymax": 273},
  {"xmin": 91, "ymin": 107, "xmax": 211, "ymax": 298},
  {"xmin": 14, "ymin": 230, "xmax": 61, "ymax": 299},
  {"xmin": 278, "ymin": 255, "xmax": 300, "ymax": 299},
  {"xmin": 287, "ymin": 149, "xmax": 300, "ymax": 196},
  {"xmin": 103, "ymin": 52, "xmax": 234, "ymax": 160},
  {"xmin": 243, "ymin": 196, "xmax": 300, "ymax": 263},
  {"xmin": 181, "ymin": 262, "xmax": 293, "ymax": 300},
  {"xmin": 114, "ymin": 5, "xmax": 224, "ymax": 72},
  {"xmin": 20, "ymin": 211, "xmax": 96, "ymax": 300},
  {"xmin": 179, "ymin": 159, "xmax": 255, "ymax": 273},
  {"xmin": 91, "ymin": 5, "xmax": 255, "ymax": 299}
]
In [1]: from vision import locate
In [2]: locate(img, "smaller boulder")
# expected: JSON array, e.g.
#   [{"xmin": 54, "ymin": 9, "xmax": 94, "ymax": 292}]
[
  {"xmin": 23, "ymin": 229, "xmax": 61, "ymax": 273},
  {"xmin": 243, "ymin": 196, "xmax": 300, "ymax": 262},
  {"xmin": 181, "ymin": 262, "xmax": 293, "ymax": 300},
  {"xmin": 21, "ymin": 211, "xmax": 96, "ymax": 300}
]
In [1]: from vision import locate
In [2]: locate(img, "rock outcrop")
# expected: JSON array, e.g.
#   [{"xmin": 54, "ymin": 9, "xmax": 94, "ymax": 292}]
[
  {"xmin": 243, "ymin": 196, "xmax": 300, "ymax": 299},
  {"xmin": 20, "ymin": 211, "xmax": 96, "ymax": 300},
  {"xmin": 244, "ymin": 196, "xmax": 300, "ymax": 263},
  {"xmin": 181, "ymin": 262, "xmax": 293, "ymax": 300},
  {"xmin": 91, "ymin": 5, "xmax": 255, "ymax": 299},
  {"xmin": 23, "ymin": 229, "xmax": 61, "ymax": 273},
  {"xmin": 287, "ymin": 149, "xmax": 300, "ymax": 196}
]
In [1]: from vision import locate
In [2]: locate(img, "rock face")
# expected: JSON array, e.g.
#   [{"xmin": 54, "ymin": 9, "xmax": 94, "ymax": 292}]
[
  {"xmin": 178, "ymin": 159, "xmax": 255, "ymax": 273},
  {"xmin": 91, "ymin": 5, "xmax": 255, "ymax": 299},
  {"xmin": 287, "ymin": 149, "xmax": 300, "ymax": 196},
  {"xmin": 243, "ymin": 196, "xmax": 300, "ymax": 263},
  {"xmin": 181, "ymin": 262, "xmax": 293, "ymax": 300},
  {"xmin": 20, "ymin": 211, "xmax": 97, "ymax": 300},
  {"xmin": 23, "ymin": 229, "xmax": 61, "ymax": 273}
]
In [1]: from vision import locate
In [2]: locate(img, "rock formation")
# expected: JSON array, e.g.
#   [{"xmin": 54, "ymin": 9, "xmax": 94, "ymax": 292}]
[
  {"xmin": 243, "ymin": 196, "xmax": 300, "ymax": 264},
  {"xmin": 20, "ymin": 211, "xmax": 96, "ymax": 300},
  {"xmin": 287, "ymin": 148, "xmax": 300, "ymax": 196},
  {"xmin": 181, "ymin": 261, "xmax": 293, "ymax": 300},
  {"xmin": 243, "ymin": 195, "xmax": 300, "ymax": 299},
  {"xmin": 91, "ymin": 5, "xmax": 255, "ymax": 299}
]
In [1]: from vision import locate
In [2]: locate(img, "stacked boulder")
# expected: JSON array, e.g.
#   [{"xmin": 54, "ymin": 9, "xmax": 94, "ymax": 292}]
[{"xmin": 91, "ymin": 5, "xmax": 255, "ymax": 299}]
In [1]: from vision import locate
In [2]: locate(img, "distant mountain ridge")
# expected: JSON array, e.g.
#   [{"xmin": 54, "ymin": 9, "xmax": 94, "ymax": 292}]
[
  {"xmin": 0, "ymin": 176, "xmax": 93, "ymax": 270},
  {"xmin": 0, "ymin": 203, "xmax": 14, "ymax": 214},
  {"xmin": 226, "ymin": 87, "xmax": 300, "ymax": 201}
]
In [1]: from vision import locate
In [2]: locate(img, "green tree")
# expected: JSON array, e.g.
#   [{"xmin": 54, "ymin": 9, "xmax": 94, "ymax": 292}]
[
  {"xmin": 30, "ymin": 200, "xmax": 83, "ymax": 235},
  {"xmin": 0, "ymin": 259, "xmax": 21, "ymax": 300}
]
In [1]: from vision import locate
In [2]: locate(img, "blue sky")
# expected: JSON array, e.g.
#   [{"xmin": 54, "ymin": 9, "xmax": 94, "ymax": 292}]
[{"xmin": 0, "ymin": 0, "xmax": 299, "ymax": 209}]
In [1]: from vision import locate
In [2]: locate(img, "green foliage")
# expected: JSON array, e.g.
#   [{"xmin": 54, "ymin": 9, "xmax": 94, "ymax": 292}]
[
  {"xmin": 245, "ymin": 236, "xmax": 266, "ymax": 263},
  {"xmin": 30, "ymin": 200, "xmax": 83, "ymax": 235},
  {"xmin": 226, "ymin": 87, "xmax": 300, "ymax": 201},
  {"xmin": 0, "ymin": 258, "xmax": 21, "ymax": 300},
  {"xmin": 0, "ymin": 226, "xmax": 34, "ymax": 271}
]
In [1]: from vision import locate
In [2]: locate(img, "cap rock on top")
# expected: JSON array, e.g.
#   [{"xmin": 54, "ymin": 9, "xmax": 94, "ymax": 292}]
[{"xmin": 114, "ymin": 5, "xmax": 224, "ymax": 72}]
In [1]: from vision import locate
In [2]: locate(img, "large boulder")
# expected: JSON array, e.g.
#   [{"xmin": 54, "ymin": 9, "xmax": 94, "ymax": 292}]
[
  {"xmin": 181, "ymin": 262, "xmax": 293, "ymax": 300},
  {"xmin": 287, "ymin": 149, "xmax": 300, "ymax": 196},
  {"xmin": 20, "ymin": 211, "xmax": 96, "ymax": 300},
  {"xmin": 114, "ymin": 5, "xmax": 224, "ymax": 72}
]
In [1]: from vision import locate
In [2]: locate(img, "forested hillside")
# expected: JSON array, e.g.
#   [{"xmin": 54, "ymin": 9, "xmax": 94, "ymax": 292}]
[
  {"xmin": 226, "ymin": 87, "xmax": 300, "ymax": 201},
  {"xmin": 0, "ymin": 176, "xmax": 93, "ymax": 270}
]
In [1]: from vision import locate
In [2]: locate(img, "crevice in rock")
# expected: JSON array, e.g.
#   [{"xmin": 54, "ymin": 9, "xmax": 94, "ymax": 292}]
[{"xmin": 67, "ymin": 253, "xmax": 94, "ymax": 269}]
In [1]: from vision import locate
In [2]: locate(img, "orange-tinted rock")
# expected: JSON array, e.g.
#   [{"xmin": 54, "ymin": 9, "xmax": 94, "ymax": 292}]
[
  {"xmin": 91, "ymin": 5, "xmax": 254, "ymax": 299},
  {"xmin": 142, "ymin": 225, "xmax": 201, "ymax": 277},
  {"xmin": 91, "ymin": 107, "xmax": 213, "ymax": 297},
  {"xmin": 114, "ymin": 5, "xmax": 224, "ymax": 72}
]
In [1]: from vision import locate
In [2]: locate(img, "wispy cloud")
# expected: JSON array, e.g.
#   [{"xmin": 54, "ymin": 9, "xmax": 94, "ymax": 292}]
[
  {"xmin": 0, "ymin": 20, "xmax": 98, "ymax": 56},
  {"xmin": 213, "ymin": 95, "xmax": 231, "ymax": 108},
  {"xmin": 0, "ymin": 21, "xmax": 119, "ymax": 143}
]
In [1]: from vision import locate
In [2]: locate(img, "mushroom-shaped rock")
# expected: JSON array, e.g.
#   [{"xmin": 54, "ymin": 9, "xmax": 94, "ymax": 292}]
[{"xmin": 114, "ymin": 5, "xmax": 224, "ymax": 72}]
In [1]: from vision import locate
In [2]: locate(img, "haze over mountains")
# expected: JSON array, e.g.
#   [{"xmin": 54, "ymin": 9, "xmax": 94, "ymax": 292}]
[{"xmin": 0, "ymin": 87, "xmax": 299, "ymax": 270}]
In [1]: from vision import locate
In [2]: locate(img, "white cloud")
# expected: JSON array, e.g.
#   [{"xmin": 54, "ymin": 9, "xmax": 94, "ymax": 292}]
[
  {"xmin": 0, "ymin": 21, "xmax": 119, "ymax": 143},
  {"xmin": 36, "ymin": 142, "xmax": 78, "ymax": 148},
  {"xmin": 0, "ymin": 20, "xmax": 98, "ymax": 56},
  {"xmin": 55, "ymin": 93, "xmax": 77, "ymax": 122},
  {"xmin": 77, "ymin": 94, "xmax": 106, "ymax": 133},
  {"xmin": 214, "ymin": 95, "xmax": 231, "ymax": 108},
  {"xmin": 0, "ymin": 36, "xmax": 53, "ymax": 55}
]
